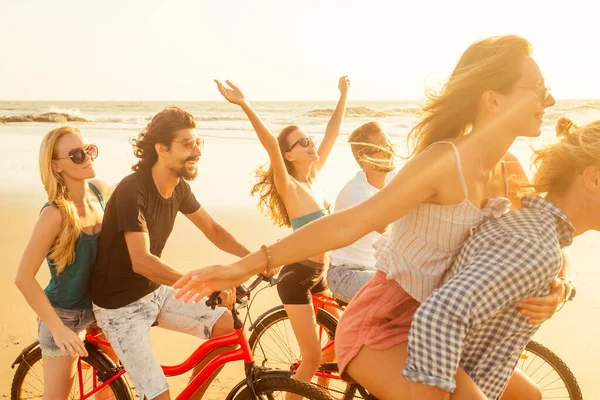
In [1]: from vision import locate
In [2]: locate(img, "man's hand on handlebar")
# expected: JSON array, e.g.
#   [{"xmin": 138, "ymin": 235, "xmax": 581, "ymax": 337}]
[{"xmin": 218, "ymin": 287, "xmax": 236, "ymax": 309}]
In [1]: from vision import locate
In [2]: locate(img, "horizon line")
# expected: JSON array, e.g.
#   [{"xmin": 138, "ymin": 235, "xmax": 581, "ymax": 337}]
[{"xmin": 1, "ymin": 98, "xmax": 599, "ymax": 103}]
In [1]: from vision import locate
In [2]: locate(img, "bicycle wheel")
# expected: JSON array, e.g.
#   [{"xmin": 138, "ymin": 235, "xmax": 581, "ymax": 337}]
[
  {"xmin": 11, "ymin": 346, "xmax": 132, "ymax": 400},
  {"xmin": 232, "ymin": 377, "xmax": 334, "ymax": 400},
  {"xmin": 520, "ymin": 340, "xmax": 582, "ymax": 400},
  {"xmin": 249, "ymin": 308, "xmax": 362, "ymax": 399}
]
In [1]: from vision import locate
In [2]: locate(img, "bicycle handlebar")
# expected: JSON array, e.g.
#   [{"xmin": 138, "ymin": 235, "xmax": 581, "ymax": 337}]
[{"xmin": 205, "ymin": 274, "xmax": 280, "ymax": 310}]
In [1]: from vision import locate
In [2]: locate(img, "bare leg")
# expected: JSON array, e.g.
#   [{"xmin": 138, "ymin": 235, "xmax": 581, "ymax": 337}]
[
  {"xmin": 500, "ymin": 368, "xmax": 542, "ymax": 400},
  {"xmin": 345, "ymin": 342, "xmax": 486, "ymax": 400},
  {"xmin": 284, "ymin": 304, "xmax": 322, "ymax": 400},
  {"xmin": 42, "ymin": 355, "xmax": 77, "ymax": 400}
]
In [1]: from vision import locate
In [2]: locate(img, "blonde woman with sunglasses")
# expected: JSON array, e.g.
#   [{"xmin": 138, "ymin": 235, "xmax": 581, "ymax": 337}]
[{"xmin": 15, "ymin": 127, "xmax": 115, "ymax": 399}]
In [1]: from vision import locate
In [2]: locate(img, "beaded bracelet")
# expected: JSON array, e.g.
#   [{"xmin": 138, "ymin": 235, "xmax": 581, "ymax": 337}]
[{"xmin": 261, "ymin": 245, "xmax": 273, "ymax": 275}]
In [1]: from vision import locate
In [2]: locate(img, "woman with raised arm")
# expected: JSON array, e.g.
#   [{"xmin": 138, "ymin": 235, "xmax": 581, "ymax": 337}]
[
  {"xmin": 15, "ymin": 127, "xmax": 115, "ymax": 399},
  {"xmin": 213, "ymin": 76, "xmax": 350, "ymax": 389},
  {"xmin": 178, "ymin": 36, "xmax": 561, "ymax": 399}
]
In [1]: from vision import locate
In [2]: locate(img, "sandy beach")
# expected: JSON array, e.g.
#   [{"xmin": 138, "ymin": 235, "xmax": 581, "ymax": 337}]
[
  {"xmin": 1, "ymin": 120, "xmax": 599, "ymax": 399},
  {"xmin": 4, "ymin": 0, "xmax": 600, "ymax": 396}
]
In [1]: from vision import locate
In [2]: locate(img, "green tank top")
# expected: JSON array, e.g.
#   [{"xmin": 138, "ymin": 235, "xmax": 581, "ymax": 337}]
[
  {"xmin": 289, "ymin": 208, "xmax": 330, "ymax": 231},
  {"xmin": 43, "ymin": 183, "xmax": 105, "ymax": 310}
]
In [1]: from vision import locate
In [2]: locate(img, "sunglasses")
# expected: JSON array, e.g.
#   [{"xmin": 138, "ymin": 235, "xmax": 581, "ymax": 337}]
[
  {"xmin": 287, "ymin": 136, "xmax": 315, "ymax": 152},
  {"xmin": 54, "ymin": 144, "xmax": 99, "ymax": 164},
  {"xmin": 512, "ymin": 83, "xmax": 551, "ymax": 101},
  {"xmin": 173, "ymin": 137, "xmax": 204, "ymax": 152}
]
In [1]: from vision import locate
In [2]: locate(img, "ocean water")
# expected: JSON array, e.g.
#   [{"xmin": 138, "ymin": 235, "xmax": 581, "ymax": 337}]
[
  {"xmin": 2, "ymin": 99, "xmax": 600, "ymax": 140},
  {"xmin": 2, "ymin": 99, "xmax": 600, "ymax": 206}
]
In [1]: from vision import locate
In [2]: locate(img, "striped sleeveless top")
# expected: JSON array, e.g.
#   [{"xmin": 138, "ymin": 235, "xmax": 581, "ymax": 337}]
[{"xmin": 373, "ymin": 141, "xmax": 510, "ymax": 302}]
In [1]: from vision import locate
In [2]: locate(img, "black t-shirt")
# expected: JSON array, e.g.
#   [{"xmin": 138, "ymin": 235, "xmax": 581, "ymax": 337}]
[{"xmin": 90, "ymin": 169, "xmax": 201, "ymax": 309}]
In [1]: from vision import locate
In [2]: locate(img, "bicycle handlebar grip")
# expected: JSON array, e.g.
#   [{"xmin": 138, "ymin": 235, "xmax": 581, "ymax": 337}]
[
  {"xmin": 235, "ymin": 285, "xmax": 248, "ymax": 299},
  {"xmin": 205, "ymin": 292, "xmax": 222, "ymax": 310}
]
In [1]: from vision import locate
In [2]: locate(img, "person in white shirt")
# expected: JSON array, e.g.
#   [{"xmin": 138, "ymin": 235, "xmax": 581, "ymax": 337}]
[{"xmin": 328, "ymin": 122, "xmax": 396, "ymax": 302}]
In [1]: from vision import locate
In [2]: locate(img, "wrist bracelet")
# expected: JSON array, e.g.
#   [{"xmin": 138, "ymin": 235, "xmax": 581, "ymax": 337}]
[{"xmin": 261, "ymin": 245, "xmax": 273, "ymax": 275}]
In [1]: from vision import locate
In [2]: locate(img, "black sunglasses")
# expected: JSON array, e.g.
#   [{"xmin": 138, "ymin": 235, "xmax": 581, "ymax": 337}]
[
  {"xmin": 287, "ymin": 136, "xmax": 315, "ymax": 152},
  {"xmin": 173, "ymin": 137, "xmax": 204, "ymax": 152},
  {"xmin": 54, "ymin": 144, "xmax": 99, "ymax": 164}
]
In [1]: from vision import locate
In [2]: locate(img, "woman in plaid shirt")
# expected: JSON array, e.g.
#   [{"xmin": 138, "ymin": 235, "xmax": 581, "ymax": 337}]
[{"xmin": 405, "ymin": 117, "xmax": 598, "ymax": 399}]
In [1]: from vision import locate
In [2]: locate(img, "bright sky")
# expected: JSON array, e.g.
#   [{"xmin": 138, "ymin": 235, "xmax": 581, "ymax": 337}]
[{"xmin": 1, "ymin": 0, "xmax": 598, "ymax": 101}]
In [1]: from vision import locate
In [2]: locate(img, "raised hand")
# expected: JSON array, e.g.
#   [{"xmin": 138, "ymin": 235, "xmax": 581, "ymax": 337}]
[
  {"xmin": 338, "ymin": 75, "xmax": 351, "ymax": 96},
  {"xmin": 214, "ymin": 80, "xmax": 247, "ymax": 106}
]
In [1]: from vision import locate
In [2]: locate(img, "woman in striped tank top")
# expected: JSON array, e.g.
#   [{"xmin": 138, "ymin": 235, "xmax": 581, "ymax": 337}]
[{"xmin": 175, "ymin": 35, "xmax": 556, "ymax": 399}]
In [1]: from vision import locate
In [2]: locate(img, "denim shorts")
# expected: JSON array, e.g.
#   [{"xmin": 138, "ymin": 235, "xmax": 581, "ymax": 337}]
[
  {"xmin": 93, "ymin": 285, "xmax": 227, "ymax": 400},
  {"xmin": 37, "ymin": 307, "xmax": 95, "ymax": 357},
  {"xmin": 326, "ymin": 264, "xmax": 377, "ymax": 303}
]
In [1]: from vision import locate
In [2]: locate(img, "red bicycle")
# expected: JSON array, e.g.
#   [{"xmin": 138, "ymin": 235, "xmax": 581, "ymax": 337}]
[
  {"xmin": 249, "ymin": 292, "xmax": 583, "ymax": 400},
  {"xmin": 10, "ymin": 275, "xmax": 334, "ymax": 400}
]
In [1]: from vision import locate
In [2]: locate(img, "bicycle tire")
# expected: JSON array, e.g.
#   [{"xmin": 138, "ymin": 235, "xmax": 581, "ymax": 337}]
[
  {"xmin": 232, "ymin": 377, "xmax": 334, "ymax": 400},
  {"xmin": 11, "ymin": 346, "xmax": 132, "ymax": 400},
  {"xmin": 522, "ymin": 340, "xmax": 582, "ymax": 400},
  {"xmin": 249, "ymin": 308, "xmax": 364, "ymax": 399}
]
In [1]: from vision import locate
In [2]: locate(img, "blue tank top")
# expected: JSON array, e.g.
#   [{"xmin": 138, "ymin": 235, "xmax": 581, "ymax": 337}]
[
  {"xmin": 43, "ymin": 183, "xmax": 104, "ymax": 310},
  {"xmin": 290, "ymin": 208, "xmax": 330, "ymax": 231}
]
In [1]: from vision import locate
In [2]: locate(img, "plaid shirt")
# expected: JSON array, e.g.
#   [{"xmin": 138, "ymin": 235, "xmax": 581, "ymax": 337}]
[{"xmin": 403, "ymin": 195, "xmax": 575, "ymax": 399}]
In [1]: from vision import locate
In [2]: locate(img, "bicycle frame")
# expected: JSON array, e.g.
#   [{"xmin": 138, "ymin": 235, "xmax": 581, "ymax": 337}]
[
  {"xmin": 84, "ymin": 324, "xmax": 254, "ymax": 400},
  {"xmin": 306, "ymin": 294, "xmax": 346, "ymax": 381},
  {"xmin": 12, "ymin": 276, "xmax": 314, "ymax": 400}
]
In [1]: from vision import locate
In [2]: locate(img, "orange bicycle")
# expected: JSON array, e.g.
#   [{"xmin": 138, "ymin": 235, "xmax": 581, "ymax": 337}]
[
  {"xmin": 249, "ymin": 292, "xmax": 583, "ymax": 400},
  {"xmin": 11, "ymin": 275, "xmax": 334, "ymax": 400}
]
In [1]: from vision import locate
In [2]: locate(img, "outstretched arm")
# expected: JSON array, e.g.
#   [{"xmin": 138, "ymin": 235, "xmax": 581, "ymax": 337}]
[
  {"xmin": 215, "ymin": 80, "xmax": 291, "ymax": 194},
  {"xmin": 312, "ymin": 76, "xmax": 350, "ymax": 176},
  {"xmin": 173, "ymin": 145, "xmax": 463, "ymax": 299}
]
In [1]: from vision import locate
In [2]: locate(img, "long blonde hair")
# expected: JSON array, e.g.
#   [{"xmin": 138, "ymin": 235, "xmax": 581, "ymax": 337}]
[
  {"xmin": 251, "ymin": 125, "xmax": 299, "ymax": 227},
  {"xmin": 408, "ymin": 35, "xmax": 533, "ymax": 156},
  {"xmin": 531, "ymin": 117, "xmax": 600, "ymax": 195},
  {"xmin": 39, "ymin": 126, "xmax": 82, "ymax": 273}
]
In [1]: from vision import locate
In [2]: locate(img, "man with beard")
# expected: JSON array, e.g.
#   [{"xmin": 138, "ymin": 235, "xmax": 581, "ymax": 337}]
[
  {"xmin": 90, "ymin": 107, "xmax": 249, "ymax": 400},
  {"xmin": 327, "ymin": 122, "xmax": 397, "ymax": 303}
]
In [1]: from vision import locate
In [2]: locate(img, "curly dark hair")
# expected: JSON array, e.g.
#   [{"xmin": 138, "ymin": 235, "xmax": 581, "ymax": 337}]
[{"xmin": 131, "ymin": 106, "xmax": 196, "ymax": 171}]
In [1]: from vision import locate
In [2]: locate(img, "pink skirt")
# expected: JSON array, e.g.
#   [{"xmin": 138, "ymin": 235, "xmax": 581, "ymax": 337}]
[{"xmin": 335, "ymin": 270, "xmax": 420, "ymax": 380}]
